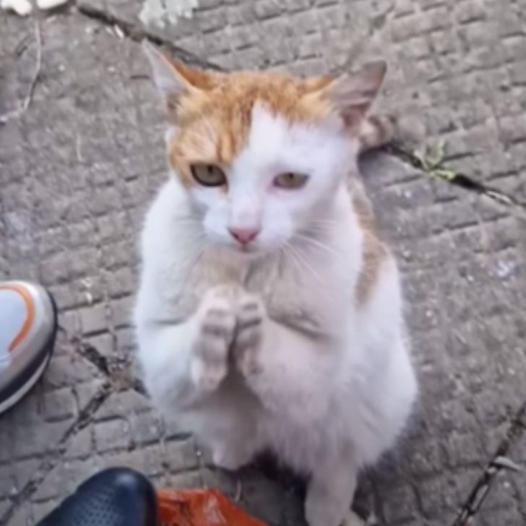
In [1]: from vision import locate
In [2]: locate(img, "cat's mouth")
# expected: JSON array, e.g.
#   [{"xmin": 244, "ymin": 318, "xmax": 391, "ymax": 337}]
[
  {"xmin": 236, "ymin": 243, "xmax": 259, "ymax": 255},
  {"xmin": 227, "ymin": 240, "xmax": 266, "ymax": 257}
]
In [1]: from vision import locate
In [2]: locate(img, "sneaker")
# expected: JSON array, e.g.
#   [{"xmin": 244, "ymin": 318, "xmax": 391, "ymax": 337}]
[
  {"xmin": 36, "ymin": 467, "xmax": 158, "ymax": 526},
  {"xmin": 0, "ymin": 281, "xmax": 57, "ymax": 415}
]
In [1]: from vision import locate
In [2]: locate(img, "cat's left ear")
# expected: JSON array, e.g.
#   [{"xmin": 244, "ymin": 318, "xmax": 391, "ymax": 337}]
[{"xmin": 325, "ymin": 61, "xmax": 387, "ymax": 129}]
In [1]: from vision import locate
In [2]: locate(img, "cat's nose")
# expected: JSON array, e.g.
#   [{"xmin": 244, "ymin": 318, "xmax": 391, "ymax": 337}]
[{"xmin": 228, "ymin": 227, "xmax": 260, "ymax": 245}]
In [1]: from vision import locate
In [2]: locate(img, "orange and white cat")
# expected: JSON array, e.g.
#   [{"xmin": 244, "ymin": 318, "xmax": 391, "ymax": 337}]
[{"xmin": 135, "ymin": 42, "xmax": 417, "ymax": 526}]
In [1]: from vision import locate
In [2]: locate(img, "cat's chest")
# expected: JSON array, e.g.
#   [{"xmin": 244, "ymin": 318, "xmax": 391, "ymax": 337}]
[
  {"xmin": 174, "ymin": 249, "xmax": 353, "ymax": 336},
  {"xmin": 250, "ymin": 254, "xmax": 353, "ymax": 336}
]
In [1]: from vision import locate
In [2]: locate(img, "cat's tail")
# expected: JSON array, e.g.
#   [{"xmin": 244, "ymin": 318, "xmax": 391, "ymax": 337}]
[{"xmin": 358, "ymin": 114, "xmax": 396, "ymax": 153}]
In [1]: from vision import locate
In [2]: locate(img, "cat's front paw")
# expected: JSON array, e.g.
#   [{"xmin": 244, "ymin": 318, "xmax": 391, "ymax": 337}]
[
  {"xmin": 190, "ymin": 286, "xmax": 237, "ymax": 392},
  {"xmin": 341, "ymin": 511, "xmax": 366, "ymax": 526},
  {"xmin": 211, "ymin": 443, "xmax": 254, "ymax": 471},
  {"xmin": 233, "ymin": 294, "xmax": 265, "ymax": 377}
]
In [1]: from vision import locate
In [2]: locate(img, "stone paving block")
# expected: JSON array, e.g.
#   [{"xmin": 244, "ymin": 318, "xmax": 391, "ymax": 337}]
[
  {"xmin": 86, "ymin": 332, "xmax": 114, "ymax": 358},
  {"xmin": 0, "ymin": 468, "xmax": 15, "ymax": 500},
  {"xmin": 444, "ymin": 431, "xmax": 486, "ymax": 468},
  {"xmin": 75, "ymin": 378, "xmax": 108, "ymax": 409},
  {"xmin": 164, "ymin": 438, "xmax": 200, "ymax": 473},
  {"xmin": 94, "ymin": 390, "xmax": 153, "ymax": 420},
  {"xmin": 110, "ymin": 295, "xmax": 134, "ymax": 328},
  {"xmin": 63, "ymin": 426, "xmax": 94, "ymax": 461},
  {"xmin": 163, "ymin": 470, "xmax": 203, "ymax": 489},
  {"xmin": 43, "ymin": 387, "xmax": 77, "ymax": 422},
  {"xmin": 79, "ymin": 303, "xmax": 109, "ymax": 335},
  {"xmin": 12, "ymin": 420, "xmax": 72, "ymax": 460},
  {"xmin": 11, "ymin": 459, "xmax": 41, "ymax": 495},
  {"xmin": 94, "ymin": 418, "xmax": 132, "ymax": 452},
  {"xmin": 380, "ymin": 483, "xmax": 420, "ymax": 524},
  {"xmin": 478, "ymin": 505, "xmax": 525, "ymax": 526},
  {"xmin": 128, "ymin": 410, "xmax": 164, "ymax": 446},
  {"xmin": 115, "ymin": 326, "xmax": 136, "ymax": 355},
  {"xmin": 29, "ymin": 499, "xmax": 58, "ymax": 523},
  {"xmin": 102, "ymin": 444, "xmax": 166, "ymax": 478},
  {"xmin": 43, "ymin": 354, "xmax": 101, "ymax": 388},
  {"xmin": 6, "ymin": 506, "xmax": 33, "ymax": 526},
  {"xmin": 32, "ymin": 458, "xmax": 105, "ymax": 503}
]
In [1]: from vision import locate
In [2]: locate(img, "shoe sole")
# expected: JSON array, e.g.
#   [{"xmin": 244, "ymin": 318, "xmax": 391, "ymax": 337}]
[{"xmin": 0, "ymin": 291, "xmax": 58, "ymax": 416}]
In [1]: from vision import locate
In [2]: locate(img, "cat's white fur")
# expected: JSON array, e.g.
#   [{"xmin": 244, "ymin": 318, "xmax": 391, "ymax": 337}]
[{"xmin": 135, "ymin": 101, "xmax": 417, "ymax": 525}]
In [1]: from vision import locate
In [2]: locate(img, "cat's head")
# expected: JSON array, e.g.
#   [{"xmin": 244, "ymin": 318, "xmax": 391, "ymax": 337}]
[{"xmin": 144, "ymin": 43, "xmax": 386, "ymax": 255}]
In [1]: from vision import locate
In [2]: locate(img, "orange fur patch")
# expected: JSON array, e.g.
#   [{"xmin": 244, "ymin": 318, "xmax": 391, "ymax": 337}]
[
  {"xmin": 167, "ymin": 69, "xmax": 335, "ymax": 186},
  {"xmin": 348, "ymin": 177, "xmax": 388, "ymax": 305}
]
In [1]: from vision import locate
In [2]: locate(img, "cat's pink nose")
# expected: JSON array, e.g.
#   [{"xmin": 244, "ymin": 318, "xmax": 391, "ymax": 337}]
[{"xmin": 229, "ymin": 227, "xmax": 260, "ymax": 245}]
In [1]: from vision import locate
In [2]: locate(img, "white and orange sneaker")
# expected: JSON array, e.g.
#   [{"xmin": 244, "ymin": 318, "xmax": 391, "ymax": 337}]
[{"xmin": 0, "ymin": 281, "xmax": 57, "ymax": 415}]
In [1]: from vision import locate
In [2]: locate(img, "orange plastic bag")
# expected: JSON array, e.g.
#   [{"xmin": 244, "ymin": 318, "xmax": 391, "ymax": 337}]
[{"xmin": 157, "ymin": 488, "xmax": 269, "ymax": 526}]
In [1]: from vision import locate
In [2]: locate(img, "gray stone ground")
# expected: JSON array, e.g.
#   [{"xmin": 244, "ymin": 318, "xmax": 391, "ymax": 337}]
[{"xmin": 1, "ymin": 0, "xmax": 526, "ymax": 524}]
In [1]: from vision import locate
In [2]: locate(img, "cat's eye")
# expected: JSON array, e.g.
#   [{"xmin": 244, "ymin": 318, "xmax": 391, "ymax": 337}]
[
  {"xmin": 273, "ymin": 172, "xmax": 309, "ymax": 189},
  {"xmin": 190, "ymin": 164, "xmax": 227, "ymax": 187}
]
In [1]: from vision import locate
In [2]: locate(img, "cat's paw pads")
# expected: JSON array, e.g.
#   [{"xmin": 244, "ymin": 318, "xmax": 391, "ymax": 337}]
[
  {"xmin": 191, "ymin": 287, "xmax": 237, "ymax": 391},
  {"xmin": 234, "ymin": 295, "xmax": 265, "ymax": 376}
]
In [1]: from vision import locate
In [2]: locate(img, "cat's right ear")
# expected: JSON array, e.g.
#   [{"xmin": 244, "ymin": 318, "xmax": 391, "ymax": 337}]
[
  {"xmin": 142, "ymin": 41, "xmax": 204, "ymax": 114},
  {"xmin": 143, "ymin": 41, "xmax": 191, "ymax": 97}
]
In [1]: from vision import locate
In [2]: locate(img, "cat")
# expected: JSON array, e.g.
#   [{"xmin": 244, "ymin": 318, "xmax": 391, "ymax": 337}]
[{"xmin": 134, "ymin": 42, "xmax": 417, "ymax": 526}]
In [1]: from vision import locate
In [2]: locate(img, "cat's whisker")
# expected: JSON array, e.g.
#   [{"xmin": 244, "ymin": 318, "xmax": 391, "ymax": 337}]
[
  {"xmin": 174, "ymin": 217, "xmax": 202, "ymax": 225},
  {"xmin": 281, "ymin": 243, "xmax": 303, "ymax": 277},
  {"xmin": 295, "ymin": 233, "xmax": 342, "ymax": 258},
  {"xmin": 303, "ymin": 224, "xmax": 334, "ymax": 236},
  {"xmin": 284, "ymin": 241, "xmax": 324, "ymax": 286},
  {"xmin": 308, "ymin": 218, "xmax": 339, "ymax": 226}
]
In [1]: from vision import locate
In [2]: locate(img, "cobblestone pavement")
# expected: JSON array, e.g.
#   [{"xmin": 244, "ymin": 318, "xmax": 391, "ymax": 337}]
[{"xmin": 1, "ymin": 0, "xmax": 526, "ymax": 524}]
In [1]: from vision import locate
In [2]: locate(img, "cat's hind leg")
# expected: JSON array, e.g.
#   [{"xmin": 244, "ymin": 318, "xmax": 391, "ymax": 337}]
[{"xmin": 305, "ymin": 451, "xmax": 359, "ymax": 526}]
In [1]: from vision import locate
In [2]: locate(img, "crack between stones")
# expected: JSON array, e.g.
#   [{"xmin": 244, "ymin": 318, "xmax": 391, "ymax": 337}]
[
  {"xmin": 451, "ymin": 401, "xmax": 526, "ymax": 526},
  {"xmin": 72, "ymin": 332, "xmax": 148, "ymax": 396},
  {"xmin": 0, "ymin": 381, "xmax": 112, "ymax": 525},
  {"xmin": 382, "ymin": 143, "xmax": 526, "ymax": 219},
  {"xmin": 0, "ymin": 329, "xmax": 147, "ymax": 524},
  {"xmin": 75, "ymin": 2, "xmax": 222, "ymax": 71},
  {"xmin": 74, "ymin": 330, "xmax": 147, "ymax": 395}
]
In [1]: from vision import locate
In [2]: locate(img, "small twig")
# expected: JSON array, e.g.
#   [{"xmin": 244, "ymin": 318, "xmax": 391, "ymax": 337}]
[
  {"xmin": 113, "ymin": 24, "xmax": 125, "ymax": 39},
  {"xmin": 492, "ymin": 455, "xmax": 523, "ymax": 473},
  {"xmin": 0, "ymin": 21, "xmax": 42, "ymax": 125}
]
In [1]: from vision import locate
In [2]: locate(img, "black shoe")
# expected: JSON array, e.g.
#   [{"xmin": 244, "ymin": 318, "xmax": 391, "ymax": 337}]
[{"xmin": 36, "ymin": 467, "xmax": 158, "ymax": 526}]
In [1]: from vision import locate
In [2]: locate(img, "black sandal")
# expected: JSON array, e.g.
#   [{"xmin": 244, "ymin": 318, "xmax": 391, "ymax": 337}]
[{"xmin": 36, "ymin": 468, "xmax": 158, "ymax": 526}]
